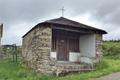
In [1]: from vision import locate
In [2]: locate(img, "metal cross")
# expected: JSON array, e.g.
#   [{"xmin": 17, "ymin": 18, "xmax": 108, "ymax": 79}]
[{"xmin": 60, "ymin": 7, "xmax": 65, "ymax": 17}]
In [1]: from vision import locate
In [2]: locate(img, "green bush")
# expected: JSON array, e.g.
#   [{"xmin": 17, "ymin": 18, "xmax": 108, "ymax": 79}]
[{"xmin": 102, "ymin": 41, "xmax": 120, "ymax": 59}]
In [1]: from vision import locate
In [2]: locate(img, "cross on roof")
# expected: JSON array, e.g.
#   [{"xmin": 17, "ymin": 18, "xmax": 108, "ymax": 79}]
[{"xmin": 60, "ymin": 7, "xmax": 65, "ymax": 17}]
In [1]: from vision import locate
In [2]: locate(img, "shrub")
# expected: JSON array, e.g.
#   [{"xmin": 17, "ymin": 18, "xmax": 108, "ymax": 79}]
[{"xmin": 102, "ymin": 41, "xmax": 120, "ymax": 59}]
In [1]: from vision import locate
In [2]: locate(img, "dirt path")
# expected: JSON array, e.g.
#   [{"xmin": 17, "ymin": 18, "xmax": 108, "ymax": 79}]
[{"xmin": 95, "ymin": 72, "xmax": 120, "ymax": 80}]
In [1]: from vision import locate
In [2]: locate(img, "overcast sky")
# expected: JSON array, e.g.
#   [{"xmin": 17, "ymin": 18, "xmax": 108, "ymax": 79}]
[{"xmin": 0, "ymin": 0, "xmax": 120, "ymax": 45}]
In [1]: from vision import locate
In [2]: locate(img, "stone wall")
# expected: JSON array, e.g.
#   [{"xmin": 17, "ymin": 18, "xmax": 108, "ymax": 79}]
[
  {"xmin": 22, "ymin": 24, "xmax": 56, "ymax": 74},
  {"xmin": 95, "ymin": 33, "xmax": 103, "ymax": 61}
]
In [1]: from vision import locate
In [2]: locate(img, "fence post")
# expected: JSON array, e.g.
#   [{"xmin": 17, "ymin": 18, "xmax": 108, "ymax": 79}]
[{"xmin": 12, "ymin": 44, "xmax": 17, "ymax": 62}]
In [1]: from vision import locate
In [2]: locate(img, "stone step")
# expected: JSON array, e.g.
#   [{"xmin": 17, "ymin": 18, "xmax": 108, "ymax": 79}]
[{"xmin": 55, "ymin": 64, "xmax": 93, "ymax": 76}]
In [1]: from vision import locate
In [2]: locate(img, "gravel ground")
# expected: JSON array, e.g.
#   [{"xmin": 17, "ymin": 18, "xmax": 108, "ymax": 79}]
[{"xmin": 95, "ymin": 72, "xmax": 120, "ymax": 80}]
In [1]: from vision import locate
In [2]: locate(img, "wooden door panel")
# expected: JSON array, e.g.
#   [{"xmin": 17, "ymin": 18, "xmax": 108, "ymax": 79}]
[{"xmin": 57, "ymin": 38, "xmax": 68, "ymax": 61}]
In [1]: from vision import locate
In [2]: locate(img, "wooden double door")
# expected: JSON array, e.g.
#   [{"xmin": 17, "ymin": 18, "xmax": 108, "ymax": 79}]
[{"xmin": 57, "ymin": 37, "xmax": 68, "ymax": 61}]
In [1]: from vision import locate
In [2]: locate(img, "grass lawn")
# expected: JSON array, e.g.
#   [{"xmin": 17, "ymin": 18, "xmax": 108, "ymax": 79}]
[{"xmin": 0, "ymin": 58, "xmax": 120, "ymax": 80}]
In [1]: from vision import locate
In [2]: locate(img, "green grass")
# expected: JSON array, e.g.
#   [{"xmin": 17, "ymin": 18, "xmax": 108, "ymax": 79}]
[
  {"xmin": 1, "ymin": 41, "xmax": 120, "ymax": 80},
  {"xmin": 0, "ymin": 58, "xmax": 120, "ymax": 80}
]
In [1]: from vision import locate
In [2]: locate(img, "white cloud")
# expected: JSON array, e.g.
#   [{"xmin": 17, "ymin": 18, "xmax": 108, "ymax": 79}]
[{"xmin": 0, "ymin": 0, "xmax": 120, "ymax": 45}]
